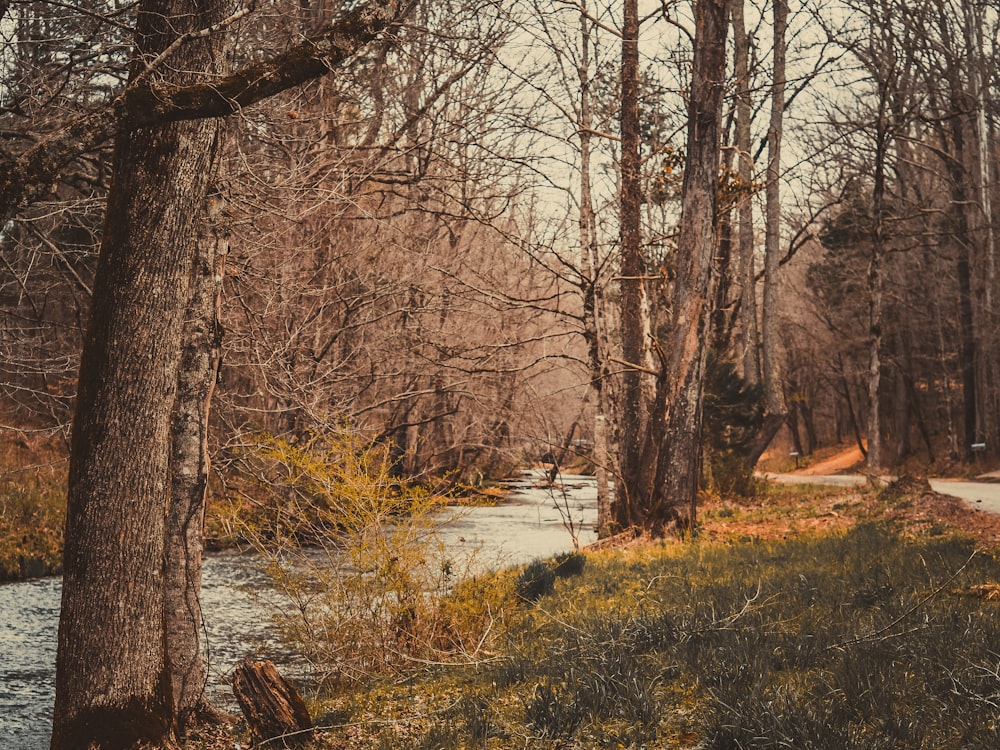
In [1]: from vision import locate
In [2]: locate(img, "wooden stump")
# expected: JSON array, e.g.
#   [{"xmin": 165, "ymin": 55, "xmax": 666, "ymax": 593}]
[{"xmin": 232, "ymin": 657, "xmax": 313, "ymax": 747}]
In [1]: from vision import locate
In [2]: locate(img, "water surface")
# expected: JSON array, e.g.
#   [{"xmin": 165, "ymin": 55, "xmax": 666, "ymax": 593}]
[{"xmin": 0, "ymin": 471, "xmax": 595, "ymax": 749}]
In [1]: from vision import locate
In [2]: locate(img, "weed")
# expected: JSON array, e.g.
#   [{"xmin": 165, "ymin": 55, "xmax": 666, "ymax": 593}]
[{"xmin": 233, "ymin": 428, "xmax": 506, "ymax": 684}]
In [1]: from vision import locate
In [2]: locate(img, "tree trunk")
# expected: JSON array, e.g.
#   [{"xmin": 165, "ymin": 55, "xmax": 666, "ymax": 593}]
[
  {"xmin": 946, "ymin": 109, "xmax": 979, "ymax": 460},
  {"xmin": 866, "ymin": 122, "xmax": 886, "ymax": 479},
  {"xmin": 644, "ymin": 0, "xmax": 730, "ymax": 531},
  {"xmin": 745, "ymin": 0, "xmax": 787, "ymax": 468},
  {"xmin": 614, "ymin": 0, "xmax": 648, "ymax": 529},
  {"xmin": 964, "ymin": 2, "xmax": 998, "ymax": 456},
  {"xmin": 164, "ymin": 191, "xmax": 228, "ymax": 726},
  {"xmin": 575, "ymin": 3, "xmax": 613, "ymax": 536},
  {"xmin": 232, "ymin": 659, "xmax": 313, "ymax": 747},
  {"xmin": 731, "ymin": 0, "xmax": 760, "ymax": 386},
  {"xmin": 787, "ymin": 401, "xmax": 804, "ymax": 458},
  {"xmin": 51, "ymin": 2, "xmax": 229, "ymax": 748}
]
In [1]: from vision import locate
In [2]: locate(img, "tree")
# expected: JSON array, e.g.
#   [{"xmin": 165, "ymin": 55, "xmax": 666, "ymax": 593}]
[
  {"xmin": 610, "ymin": 0, "xmax": 730, "ymax": 532},
  {"xmin": 646, "ymin": 0, "xmax": 730, "ymax": 529},
  {"xmin": 614, "ymin": 0, "xmax": 652, "ymax": 529},
  {"xmin": 741, "ymin": 0, "xmax": 788, "ymax": 468},
  {"xmin": 51, "ymin": 0, "xmax": 230, "ymax": 743},
  {"xmin": 731, "ymin": 0, "xmax": 760, "ymax": 386},
  {"xmin": 48, "ymin": 2, "xmax": 407, "ymax": 747}
]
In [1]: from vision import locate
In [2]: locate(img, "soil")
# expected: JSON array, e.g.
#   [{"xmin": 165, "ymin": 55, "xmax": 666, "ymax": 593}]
[
  {"xmin": 698, "ymin": 476, "xmax": 1000, "ymax": 550},
  {"xmin": 792, "ymin": 445, "xmax": 865, "ymax": 475}
]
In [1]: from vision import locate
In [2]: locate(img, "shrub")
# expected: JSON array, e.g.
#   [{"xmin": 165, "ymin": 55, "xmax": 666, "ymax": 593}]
[
  {"xmin": 514, "ymin": 552, "xmax": 587, "ymax": 605},
  {"xmin": 234, "ymin": 427, "xmax": 504, "ymax": 684},
  {"xmin": 516, "ymin": 559, "xmax": 557, "ymax": 603}
]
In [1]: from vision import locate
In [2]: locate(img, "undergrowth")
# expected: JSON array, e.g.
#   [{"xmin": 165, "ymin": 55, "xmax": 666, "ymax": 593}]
[
  {"xmin": 228, "ymin": 428, "xmax": 512, "ymax": 686},
  {"xmin": 0, "ymin": 463, "xmax": 65, "ymax": 580},
  {"xmin": 300, "ymin": 523, "xmax": 1000, "ymax": 749}
]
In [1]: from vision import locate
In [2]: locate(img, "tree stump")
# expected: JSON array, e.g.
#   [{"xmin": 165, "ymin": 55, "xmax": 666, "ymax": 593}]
[{"xmin": 232, "ymin": 658, "xmax": 313, "ymax": 747}]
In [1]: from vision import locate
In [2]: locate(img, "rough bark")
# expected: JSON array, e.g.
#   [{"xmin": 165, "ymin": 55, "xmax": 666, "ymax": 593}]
[
  {"xmin": 614, "ymin": 0, "xmax": 647, "ymax": 529},
  {"xmin": 164, "ymin": 194, "xmax": 228, "ymax": 725},
  {"xmin": 50, "ymin": 1, "xmax": 230, "ymax": 746},
  {"xmin": 644, "ymin": 0, "xmax": 730, "ymax": 531},
  {"xmin": 232, "ymin": 659, "xmax": 313, "ymax": 747}
]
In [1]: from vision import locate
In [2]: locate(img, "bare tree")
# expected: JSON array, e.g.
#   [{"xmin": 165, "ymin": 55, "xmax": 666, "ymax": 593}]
[{"xmin": 48, "ymin": 2, "xmax": 407, "ymax": 747}]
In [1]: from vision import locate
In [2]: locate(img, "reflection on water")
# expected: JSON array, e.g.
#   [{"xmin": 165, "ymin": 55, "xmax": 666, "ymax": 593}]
[{"xmin": 0, "ymin": 471, "xmax": 595, "ymax": 750}]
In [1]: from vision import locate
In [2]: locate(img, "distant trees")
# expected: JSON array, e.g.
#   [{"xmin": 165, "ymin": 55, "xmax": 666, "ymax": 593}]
[{"xmin": 791, "ymin": 0, "xmax": 998, "ymax": 469}]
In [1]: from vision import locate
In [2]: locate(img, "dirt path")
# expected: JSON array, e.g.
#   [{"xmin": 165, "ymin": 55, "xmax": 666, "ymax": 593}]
[{"xmin": 793, "ymin": 445, "xmax": 864, "ymax": 475}]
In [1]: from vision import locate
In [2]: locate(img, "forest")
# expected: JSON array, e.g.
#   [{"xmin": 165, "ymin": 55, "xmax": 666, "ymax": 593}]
[{"xmin": 1, "ymin": 0, "xmax": 999, "ymax": 747}]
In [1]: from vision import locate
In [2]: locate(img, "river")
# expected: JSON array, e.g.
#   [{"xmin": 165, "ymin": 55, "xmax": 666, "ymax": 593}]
[{"xmin": 0, "ymin": 471, "xmax": 596, "ymax": 750}]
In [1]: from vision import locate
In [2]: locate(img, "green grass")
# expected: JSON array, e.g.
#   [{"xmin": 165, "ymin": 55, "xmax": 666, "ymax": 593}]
[{"xmin": 294, "ymin": 523, "xmax": 1000, "ymax": 749}]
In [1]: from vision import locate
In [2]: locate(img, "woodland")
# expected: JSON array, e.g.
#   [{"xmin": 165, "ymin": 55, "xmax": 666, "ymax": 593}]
[{"xmin": 1, "ymin": 0, "xmax": 999, "ymax": 747}]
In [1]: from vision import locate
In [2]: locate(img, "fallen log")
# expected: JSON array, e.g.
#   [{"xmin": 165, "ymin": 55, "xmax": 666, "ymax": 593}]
[{"xmin": 232, "ymin": 657, "xmax": 313, "ymax": 747}]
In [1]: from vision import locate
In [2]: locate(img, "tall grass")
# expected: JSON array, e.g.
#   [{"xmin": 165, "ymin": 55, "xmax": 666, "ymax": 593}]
[{"xmin": 0, "ymin": 467, "xmax": 65, "ymax": 580}]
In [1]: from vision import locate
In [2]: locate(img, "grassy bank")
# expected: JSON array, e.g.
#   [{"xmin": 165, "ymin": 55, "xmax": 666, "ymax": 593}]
[
  {"xmin": 181, "ymin": 481, "xmax": 1000, "ymax": 749},
  {"xmin": 295, "ymin": 525, "xmax": 1000, "ymax": 749}
]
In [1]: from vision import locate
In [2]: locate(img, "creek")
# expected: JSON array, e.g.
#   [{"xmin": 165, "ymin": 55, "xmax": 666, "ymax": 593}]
[{"xmin": 0, "ymin": 471, "xmax": 596, "ymax": 750}]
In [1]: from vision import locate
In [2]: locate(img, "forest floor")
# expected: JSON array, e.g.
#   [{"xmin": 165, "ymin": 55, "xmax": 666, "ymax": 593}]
[{"xmin": 183, "ymin": 472, "xmax": 1000, "ymax": 750}]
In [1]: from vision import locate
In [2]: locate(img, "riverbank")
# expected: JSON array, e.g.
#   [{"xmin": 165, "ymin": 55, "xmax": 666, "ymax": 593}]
[
  {"xmin": 0, "ymin": 471, "xmax": 597, "ymax": 750},
  {"xmin": 172, "ymin": 478, "xmax": 1000, "ymax": 749}
]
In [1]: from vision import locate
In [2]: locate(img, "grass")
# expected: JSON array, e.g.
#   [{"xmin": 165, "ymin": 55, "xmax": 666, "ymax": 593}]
[
  {"xmin": 183, "ymin": 510, "xmax": 1000, "ymax": 750},
  {"xmin": 0, "ymin": 444, "xmax": 66, "ymax": 581}
]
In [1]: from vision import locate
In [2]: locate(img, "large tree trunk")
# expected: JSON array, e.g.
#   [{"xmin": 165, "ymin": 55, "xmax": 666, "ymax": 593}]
[
  {"xmin": 51, "ymin": 2, "xmax": 229, "ymax": 747},
  {"xmin": 164, "ymin": 193, "xmax": 228, "ymax": 726},
  {"xmin": 643, "ymin": 0, "xmax": 730, "ymax": 531},
  {"xmin": 614, "ymin": 0, "xmax": 649, "ymax": 529}
]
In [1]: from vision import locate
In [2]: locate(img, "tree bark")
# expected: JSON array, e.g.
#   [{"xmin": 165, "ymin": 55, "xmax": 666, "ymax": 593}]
[
  {"xmin": 164, "ymin": 192, "xmax": 228, "ymax": 726},
  {"xmin": 614, "ymin": 0, "xmax": 648, "ymax": 529},
  {"xmin": 867, "ymin": 125, "xmax": 887, "ymax": 478},
  {"xmin": 746, "ymin": 0, "xmax": 788, "ymax": 469},
  {"xmin": 232, "ymin": 659, "xmax": 313, "ymax": 747},
  {"xmin": 731, "ymin": 0, "xmax": 759, "ymax": 386},
  {"xmin": 574, "ymin": 3, "xmax": 613, "ymax": 536},
  {"xmin": 644, "ymin": 0, "xmax": 730, "ymax": 531},
  {"xmin": 51, "ymin": 1, "xmax": 230, "ymax": 746}
]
